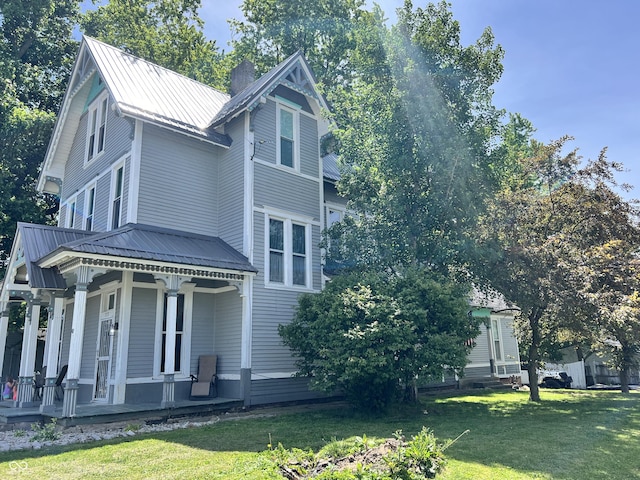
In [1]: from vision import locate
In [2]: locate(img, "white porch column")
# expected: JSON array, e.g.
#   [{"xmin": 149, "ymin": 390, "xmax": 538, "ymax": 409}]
[
  {"xmin": 41, "ymin": 293, "xmax": 64, "ymax": 412},
  {"xmin": 62, "ymin": 266, "xmax": 91, "ymax": 417},
  {"xmin": 240, "ymin": 276, "xmax": 253, "ymax": 406},
  {"xmin": 161, "ymin": 275, "xmax": 179, "ymax": 408},
  {"xmin": 17, "ymin": 300, "xmax": 40, "ymax": 407},
  {"xmin": 113, "ymin": 271, "xmax": 133, "ymax": 404},
  {"xmin": 0, "ymin": 304, "xmax": 9, "ymax": 383}
]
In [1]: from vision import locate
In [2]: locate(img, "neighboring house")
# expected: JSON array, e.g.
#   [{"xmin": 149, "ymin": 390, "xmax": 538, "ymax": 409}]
[{"xmin": 0, "ymin": 37, "xmax": 522, "ymax": 418}]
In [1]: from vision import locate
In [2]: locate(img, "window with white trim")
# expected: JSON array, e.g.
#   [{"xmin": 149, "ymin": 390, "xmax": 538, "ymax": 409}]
[
  {"xmin": 161, "ymin": 293, "xmax": 185, "ymax": 374},
  {"xmin": 86, "ymin": 93, "xmax": 108, "ymax": 163},
  {"xmin": 277, "ymin": 103, "xmax": 298, "ymax": 169},
  {"xmin": 85, "ymin": 185, "xmax": 96, "ymax": 231},
  {"xmin": 66, "ymin": 199, "xmax": 77, "ymax": 228},
  {"xmin": 491, "ymin": 318, "xmax": 503, "ymax": 361},
  {"xmin": 110, "ymin": 164, "xmax": 124, "ymax": 230},
  {"xmin": 267, "ymin": 215, "xmax": 310, "ymax": 288}
]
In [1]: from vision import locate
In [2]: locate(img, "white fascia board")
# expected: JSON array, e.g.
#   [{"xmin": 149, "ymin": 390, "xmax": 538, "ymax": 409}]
[{"xmin": 37, "ymin": 251, "xmax": 257, "ymax": 278}]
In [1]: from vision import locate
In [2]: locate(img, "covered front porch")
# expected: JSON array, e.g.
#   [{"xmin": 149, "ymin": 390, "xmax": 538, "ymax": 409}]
[{"xmin": 1, "ymin": 223, "xmax": 257, "ymax": 419}]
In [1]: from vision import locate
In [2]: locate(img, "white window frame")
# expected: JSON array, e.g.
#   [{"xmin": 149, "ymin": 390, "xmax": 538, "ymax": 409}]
[
  {"xmin": 491, "ymin": 317, "xmax": 504, "ymax": 363},
  {"xmin": 276, "ymin": 101, "xmax": 300, "ymax": 170},
  {"xmin": 85, "ymin": 92, "xmax": 109, "ymax": 164},
  {"xmin": 109, "ymin": 160, "xmax": 125, "ymax": 230},
  {"xmin": 265, "ymin": 213, "xmax": 312, "ymax": 289},
  {"xmin": 325, "ymin": 204, "xmax": 346, "ymax": 229},
  {"xmin": 65, "ymin": 197, "xmax": 77, "ymax": 228},
  {"xmin": 84, "ymin": 183, "xmax": 96, "ymax": 231},
  {"xmin": 153, "ymin": 284, "xmax": 194, "ymax": 378}
]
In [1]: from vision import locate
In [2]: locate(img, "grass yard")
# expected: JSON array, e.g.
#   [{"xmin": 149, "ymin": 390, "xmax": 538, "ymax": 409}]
[{"xmin": 0, "ymin": 389, "xmax": 638, "ymax": 479}]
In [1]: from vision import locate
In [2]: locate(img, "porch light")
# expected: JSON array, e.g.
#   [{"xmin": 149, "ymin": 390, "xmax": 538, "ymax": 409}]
[{"xmin": 109, "ymin": 322, "xmax": 119, "ymax": 336}]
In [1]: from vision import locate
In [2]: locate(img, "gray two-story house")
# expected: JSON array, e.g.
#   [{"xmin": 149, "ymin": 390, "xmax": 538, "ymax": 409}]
[
  {"xmin": 1, "ymin": 37, "xmax": 523, "ymax": 419},
  {"xmin": 0, "ymin": 36, "xmax": 332, "ymax": 417}
]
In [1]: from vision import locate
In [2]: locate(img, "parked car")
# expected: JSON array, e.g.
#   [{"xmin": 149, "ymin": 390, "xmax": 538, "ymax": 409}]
[{"xmin": 538, "ymin": 369, "xmax": 573, "ymax": 389}]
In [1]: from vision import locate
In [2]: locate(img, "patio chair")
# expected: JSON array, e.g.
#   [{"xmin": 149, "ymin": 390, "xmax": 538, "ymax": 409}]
[
  {"xmin": 33, "ymin": 368, "xmax": 45, "ymax": 401},
  {"xmin": 190, "ymin": 355, "xmax": 217, "ymax": 399},
  {"xmin": 55, "ymin": 365, "xmax": 68, "ymax": 401}
]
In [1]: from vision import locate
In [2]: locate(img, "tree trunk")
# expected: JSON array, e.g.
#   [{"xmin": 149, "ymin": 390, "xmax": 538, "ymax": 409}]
[
  {"xmin": 527, "ymin": 307, "xmax": 544, "ymax": 402},
  {"xmin": 620, "ymin": 366, "xmax": 630, "ymax": 394}
]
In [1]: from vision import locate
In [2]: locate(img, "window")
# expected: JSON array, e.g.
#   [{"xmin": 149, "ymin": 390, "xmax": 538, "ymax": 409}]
[
  {"xmin": 277, "ymin": 104, "xmax": 298, "ymax": 169},
  {"xmin": 86, "ymin": 94, "xmax": 108, "ymax": 162},
  {"xmin": 267, "ymin": 215, "xmax": 310, "ymax": 288},
  {"xmin": 491, "ymin": 318, "xmax": 502, "ymax": 361},
  {"xmin": 326, "ymin": 207, "xmax": 344, "ymax": 229},
  {"xmin": 85, "ymin": 186, "xmax": 95, "ymax": 231},
  {"xmin": 161, "ymin": 294, "xmax": 185, "ymax": 373},
  {"xmin": 66, "ymin": 199, "xmax": 76, "ymax": 228},
  {"xmin": 269, "ymin": 219, "xmax": 284, "ymax": 283},
  {"xmin": 111, "ymin": 165, "xmax": 124, "ymax": 230}
]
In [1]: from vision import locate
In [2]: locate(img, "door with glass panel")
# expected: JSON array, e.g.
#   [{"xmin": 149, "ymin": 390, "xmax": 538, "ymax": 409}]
[{"xmin": 94, "ymin": 292, "xmax": 115, "ymax": 401}]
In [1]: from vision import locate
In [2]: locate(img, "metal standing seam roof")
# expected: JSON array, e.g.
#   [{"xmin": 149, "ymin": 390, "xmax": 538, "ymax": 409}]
[
  {"xmin": 322, "ymin": 153, "xmax": 341, "ymax": 182},
  {"xmin": 18, "ymin": 223, "xmax": 97, "ymax": 289},
  {"xmin": 40, "ymin": 223, "xmax": 257, "ymax": 274},
  {"xmin": 83, "ymin": 36, "xmax": 231, "ymax": 146},
  {"xmin": 209, "ymin": 51, "xmax": 311, "ymax": 127}
]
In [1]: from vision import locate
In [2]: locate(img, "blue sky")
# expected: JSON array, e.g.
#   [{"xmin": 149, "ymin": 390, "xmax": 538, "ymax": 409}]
[{"xmin": 200, "ymin": 0, "xmax": 640, "ymax": 196}]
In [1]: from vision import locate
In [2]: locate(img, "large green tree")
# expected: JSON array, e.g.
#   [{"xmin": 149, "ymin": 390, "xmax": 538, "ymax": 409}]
[
  {"xmin": 81, "ymin": 0, "xmax": 230, "ymax": 90},
  {"xmin": 478, "ymin": 137, "xmax": 640, "ymax": 401},
  {"xmin": 326, "ymin": 0, "xmax": 505, "ymax": 275},
  {"xmin": 579, "ymin": 240, "xmax": 640, "ymax": 394},
  {"xmin": 231, "ymin": 0, "xmax": 377, "ymax": 89},
  {"xmin": 0, "ymin": 0, "xmax": 78, "ymax": 273}
]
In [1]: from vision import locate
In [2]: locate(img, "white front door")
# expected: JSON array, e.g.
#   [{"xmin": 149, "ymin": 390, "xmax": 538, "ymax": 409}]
[{"xmin": 94, "ymin": 292, "xmax": 115, "ymax": 402}]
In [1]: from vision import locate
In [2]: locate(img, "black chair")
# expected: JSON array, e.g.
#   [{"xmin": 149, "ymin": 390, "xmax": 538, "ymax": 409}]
[
  {"xmin": 33, "ymin": 368, "xmax": 45, "ymax": 401},
  {"xmin": 54, "ymin": 365, "xmax": 68, "ymax": 401}
]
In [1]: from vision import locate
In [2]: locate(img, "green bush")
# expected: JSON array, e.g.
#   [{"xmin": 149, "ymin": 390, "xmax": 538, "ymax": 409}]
[{"xmin": 279, "ymin": 268, "xmax": 478, "ymax": 412}]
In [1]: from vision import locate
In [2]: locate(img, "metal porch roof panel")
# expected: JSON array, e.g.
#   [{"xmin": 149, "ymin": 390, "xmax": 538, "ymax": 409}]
[
  {"xmin": 323, "ymin": 153, "xmax": 341, "ymax": 181},
  {"xmin": 84, "ymin": 36, "xmax": 231, "ymax": 141},
  {"xmin": 53, "ymin": 224, "xmax": 257, "ymax": 273},
  {"xmin": 18, "ymin": 223, "xmax": 96, "ymax": 289}
]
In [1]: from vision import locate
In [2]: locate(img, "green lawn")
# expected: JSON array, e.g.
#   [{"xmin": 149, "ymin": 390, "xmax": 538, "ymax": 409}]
[{"xmin": 1, "ymin": 390, "xmax": 638, "ymax": 479}]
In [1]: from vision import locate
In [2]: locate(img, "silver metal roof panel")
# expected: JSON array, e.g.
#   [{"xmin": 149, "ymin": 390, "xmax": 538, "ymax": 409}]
[{"xmin": 84, "ymin": 36, "xmax": 231, "ymax": 146}]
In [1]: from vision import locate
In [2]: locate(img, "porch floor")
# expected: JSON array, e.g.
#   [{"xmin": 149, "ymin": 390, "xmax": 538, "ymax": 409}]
[{"xmin": 0, "ymin": 396, "xmax": 243, "ymax": 428}]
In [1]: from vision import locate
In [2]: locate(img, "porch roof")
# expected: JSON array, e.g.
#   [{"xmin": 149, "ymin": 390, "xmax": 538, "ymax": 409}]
[
  {"xmin": 18, "ymin": 223, "xmax": 96, "ymax": 290},
  {"xmin": 38, "ymin": 223, "xmax": 258, "ymax": 276}
]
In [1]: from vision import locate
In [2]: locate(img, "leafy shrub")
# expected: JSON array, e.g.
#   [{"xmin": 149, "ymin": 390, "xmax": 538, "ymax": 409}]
[
  {"xmin": 279, "ymin": 268, "xmax": 477, "ymax": 412},
  {"xmin": 267, "ymin": 428, "xmax": 448, "ymax": 479},
  {"xmin": 31, "ymin": 418, "xmax": 60, "ymax": 442}
]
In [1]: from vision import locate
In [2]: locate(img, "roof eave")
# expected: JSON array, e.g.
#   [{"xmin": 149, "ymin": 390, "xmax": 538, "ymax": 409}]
[{"xmin": 38, "ymin": 250, "xmax": 257, "ymax": 278}]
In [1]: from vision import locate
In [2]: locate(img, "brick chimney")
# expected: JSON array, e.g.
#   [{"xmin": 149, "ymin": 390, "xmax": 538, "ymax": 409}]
[{"xmin": 230, "ymin": 60, "xmax": 255, "ymax": 97}]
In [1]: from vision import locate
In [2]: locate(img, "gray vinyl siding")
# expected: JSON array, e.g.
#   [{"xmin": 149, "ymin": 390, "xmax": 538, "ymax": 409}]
[
  {"xmin": 190, "ymin": 292, "xmax": 215, "ymax": 374},
  {"xmin": 61, "ymin": 98, "xmax": 132, "ymax": 203},
  {"xmin": 500, "ymin": 318, "xmax": 519, "ymax": 364},
  {"xmin": 251, "ymin": 287, "xmax": 300, "ymax": 373},
  {"xmin": 127, "ymin": 287, "xmax": 157, "ymax": 378},
  {"xmin": 218, "ymin": 116, "xmax": 246, "ymax": 252},
  {"xmin": 324, "ymin": 185, "xmax": 347, "ymax": 209},
  {"xmin": 467, "ymin": 324, "xmax": 490, "ymax": 364},
  {"xmin": 299, "ymin": 113, "xmax": 319, "ymax": 178},
  {"xmin": 213, "ymin": 290, "xmax": 242, "ymax": 374},
  {"xmin": 252, "ymin": 100, "xmax": 276, "ymax": 164},
  {"xmin": 254, "ymin": 163, "xmax": 321, "ymax": 219},
  {"xmin": 464, "ymin": 365, "xmax": 492, "ymax": 377},
  {"xmin": 92, "ymin": 174, "xmax": 112, "ymax": 232},
  {"xmin": 137, "ymin": 125, "xmax": 219, "ymax": 236},
  {"xmin": 250, "ymin": 377, "xmax": 324, "ymax": 405},
  {"xmin": 80, "ymin": 295, "xmax": 100, "ymax": 379}
]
